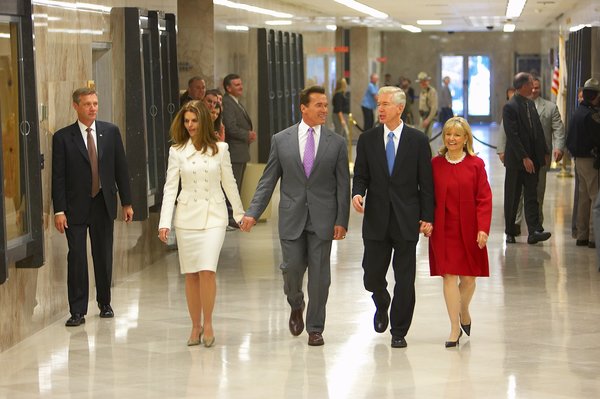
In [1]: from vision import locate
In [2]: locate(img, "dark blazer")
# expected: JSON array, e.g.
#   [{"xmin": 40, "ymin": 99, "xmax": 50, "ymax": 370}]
[
  {"xmin": 246, "ymin": 124, "xmax": 350, "ymax": 241},
  {"xmin": 222, "ymin": 93, "xmax": 253, "ymax": 164},
  {"xmin": 352, "ymin": 124, "xmax": 434, "ymax": 241},
  {"xmin": 502, "ymin": 94, "xmax": 549, "ymax": 169},
  {"xmin": 52, "ymin": 120, "xmax": 132, "ymax": 224}
]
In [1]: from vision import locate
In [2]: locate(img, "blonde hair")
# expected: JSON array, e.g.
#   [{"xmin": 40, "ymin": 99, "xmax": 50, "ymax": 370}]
[
  {"xmin": 334, "ymin": 78, "xmax": 347, "ymax": 94},
  {"xmin": 170, "ymin": 101, "xmax": 218, "ymax": 155},
  {"xmin": 438, "ymin": 116, "xmax": 475, "ymax": 156}
]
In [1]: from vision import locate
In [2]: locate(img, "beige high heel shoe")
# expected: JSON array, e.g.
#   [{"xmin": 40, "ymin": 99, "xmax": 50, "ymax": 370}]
[{"xmin": 187, "ymin": 327, "xmax": 204, "ymax": 346}]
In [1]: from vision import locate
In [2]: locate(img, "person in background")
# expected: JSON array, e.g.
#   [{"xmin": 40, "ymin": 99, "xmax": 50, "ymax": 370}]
[
  {"xmin": 502, "ymin": 72, "xmax": 551, "ymax": 245},
  {"xmin": 180, "ymin": 76, "xmax": 206, "ymax": 106},
  {"xmin": 400, "ymin": 77, "xmax": 415, "ymax": 126},
  {"xmin": 417, "ymin": 71, "xmax": 438, "ymax": 139},
  {"xmin": 438, "ymin": 76, "xmax": 453, "ymax": 127},
  {"xmin": 361, "ymin": 73, "xmax": 379, "ymax": 130},
  {"xmin": 52, "ymin": 88, "xmax": 133, "ymax": 327},
  {"xmin": 158, "ymin": 101, "xmax": 244, "ymax": 348},
  {"xmin": 428, "ymin": 117, "xmax": 492, "ymax": 348},
  {"xmin": 332, "ymin": 78, "xmax": 350, "ymax": 137},
  {"xmin": 567, "ymin": 78, "xmax": 600, "ymax": 249}
]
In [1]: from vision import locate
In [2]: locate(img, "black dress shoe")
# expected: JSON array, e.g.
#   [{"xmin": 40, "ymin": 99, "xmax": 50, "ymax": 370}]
[
  {"xmin": 527, "ymin": 230, "xmax": 551, "ymax": 244},
  {"xmin": 308, "ymin": 332, "xmax": 324, "ymax": 346},
  {"xmin": 289, "ymin": 302, "xmax": 305, "ymax": 336},
  {"xmin": 445, "ymin": 330, "xmax": 463, "ymax": 348},
  {"xmin": 576, "ymin": 239, "xmax": 589, "ymax": 246},
  {"xmin": 391, "ymin": 336, "xmax": 407, "ymax": 348},
  {"xmin": 374, "ymin": 308, "xmax": 389, "ymax": 333},
  {"xmin": 99, "ymin": 304, "xmax": 114, "ymax": 318},
  {"xmin": 513, "ymin": 224, "xmax": 521, "ymax": 236},
  {"xmin": 460, "ymin": 322, "xmax": 471, "ymax": 336},
  {"xmin": 65, "ymin": 314, "xmax": 85, "ymax": 327},
  {"xmin": 506, "ymin": 235, "xmax": 516, "ymax": 244}
]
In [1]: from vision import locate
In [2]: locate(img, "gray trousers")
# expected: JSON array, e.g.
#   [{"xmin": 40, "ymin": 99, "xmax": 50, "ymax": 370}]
[{"xmin": 279, "ymin": 217, "xmax": 332, "ymax": 333}]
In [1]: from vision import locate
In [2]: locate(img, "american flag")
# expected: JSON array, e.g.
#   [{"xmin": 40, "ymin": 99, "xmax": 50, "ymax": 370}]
[{"xmin": 551, "ymin": 65, "xmax": 560, "ymax": 96}]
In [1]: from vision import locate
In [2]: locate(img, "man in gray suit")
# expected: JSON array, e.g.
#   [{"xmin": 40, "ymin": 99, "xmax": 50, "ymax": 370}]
[
  {"xmin": 240, "ymin": 86, "xmax": 350, "ymax": 346},
  {"xmin": 222, "ymin": 73, "xmax": 257, "ymax": 190},
  {"xmin": 497, "ymin": 76, "xmax": 565, "ymax": 227}
]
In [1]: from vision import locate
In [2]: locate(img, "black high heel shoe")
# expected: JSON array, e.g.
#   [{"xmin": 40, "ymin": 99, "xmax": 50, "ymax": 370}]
[
  {"xmin": 460, "ymin": 322, "xmax": 471, "ymax": 336},
  {"xmin": 445, "ymin": 330, "xmax": 463, "ymax": 348}
]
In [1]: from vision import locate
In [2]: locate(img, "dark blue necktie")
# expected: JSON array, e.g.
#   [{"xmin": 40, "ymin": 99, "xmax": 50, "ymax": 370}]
[{"xmin": 386, "ymin": 131, "xmax": 395, "ymax": 175}]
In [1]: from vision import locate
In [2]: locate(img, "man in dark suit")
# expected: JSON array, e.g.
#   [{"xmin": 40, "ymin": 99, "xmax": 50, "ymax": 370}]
[
  {"xmin": 352, "ymin": 86, "xmax": 434, "ymax": 348},
  {"xmin": 240, "ymin": 86, "xmax": 350, "ymax": 346},
  {"xmin": 52, "ymin": 88, "xmax": 133, "ymax": 327},
  {"xmin": 503, "ymin": 72, "xmax": 551, "ymax": 245},
  {"xmin": 222, "ymin": 73, "xmax": 257, "ymax": 190}
]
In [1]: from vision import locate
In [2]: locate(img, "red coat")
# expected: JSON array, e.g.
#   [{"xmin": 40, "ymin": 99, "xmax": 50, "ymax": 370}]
[{"xmin": 429, "ymin": 154, "xmax": 492, "ymax": 277}]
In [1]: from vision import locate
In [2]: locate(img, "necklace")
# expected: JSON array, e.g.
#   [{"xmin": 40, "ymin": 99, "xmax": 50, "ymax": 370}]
[{"xmin": 445, "ymin": 152, "xmax": 466, "ymax": 164}]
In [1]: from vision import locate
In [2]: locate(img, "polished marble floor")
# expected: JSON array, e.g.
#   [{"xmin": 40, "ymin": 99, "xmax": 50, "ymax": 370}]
[{"xmin": 1, "ymin": 124, "xmax": 599, "ymax": 399}]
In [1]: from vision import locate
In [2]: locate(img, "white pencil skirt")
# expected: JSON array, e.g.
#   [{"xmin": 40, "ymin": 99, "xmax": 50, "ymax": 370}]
[{"xmin": 175, "ymin": 226, "xmax": 226, "ymax": 273}]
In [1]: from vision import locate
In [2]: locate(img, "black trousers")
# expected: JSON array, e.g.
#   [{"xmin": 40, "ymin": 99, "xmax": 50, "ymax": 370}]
[
  {"xmin": 504, "ymin": 166, "xmax": 542, "ymax": 235},
  {"xmin": 361, "ymin": 106, "xmax": 375, "ymax": 131},
  {"xmin": 362, "ymin": 207, "xmax": 417, "ymax": 337},
  {"xmin": 65, "ymin": 192, "xmax": 114, "ymax": 315}
]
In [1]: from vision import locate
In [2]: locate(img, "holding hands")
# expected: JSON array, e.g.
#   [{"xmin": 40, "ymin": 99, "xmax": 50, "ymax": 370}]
[
  {"xmin": 420, "ymin": 220, "xmax": 433, "ymax": 237},
  {"xmin": 239, "ymin": 215, "xmax": 256, "ymax": 232}
]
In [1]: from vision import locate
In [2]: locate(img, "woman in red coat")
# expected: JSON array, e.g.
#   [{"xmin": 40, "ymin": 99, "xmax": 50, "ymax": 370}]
[{"xmin": 428, "ymin": 117, "xmax": 492, "ymax": 348}]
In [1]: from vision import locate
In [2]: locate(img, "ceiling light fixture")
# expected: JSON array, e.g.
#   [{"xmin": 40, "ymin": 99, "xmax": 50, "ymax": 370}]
[
  {"xmin": 334, "ymin": 0, "xmax": 388, "ymax": 19},
  {"xmin": 401, "ymin": 25, "xmax": 422, "ymax": 33},
  {"xmin": 506, "ymin": 0, "xmax": 527, "ymax": 19},
  {"xmin": 503, "ymin": 23, "xmax": 516, "ymax": 32},
  {"xmin": 417, "ymin": 20, "xmax": 442, "ymax": 25},
  {"xmin": 326, "ymin": 25, "xmax": 338, "ymax": 31},
  {"xmin": 226, "ymin": 25, "xmax": 250, "ymax": 31},
  {"xmin": 32, "ymin": 0, "xmax": 111, "ymax": 13},
  {"xmin": 214, "ymin": 0, "xmax": 293, "ymax": 18},
  {"xmin": 265, "ymin": 20, "xmax": 292, "ymax": 26}
]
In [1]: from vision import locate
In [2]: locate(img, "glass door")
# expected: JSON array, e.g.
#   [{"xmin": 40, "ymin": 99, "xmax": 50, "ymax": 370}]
[{"xmin": 441, "ymin": 54, "xmax": 492, "ymax": 123}]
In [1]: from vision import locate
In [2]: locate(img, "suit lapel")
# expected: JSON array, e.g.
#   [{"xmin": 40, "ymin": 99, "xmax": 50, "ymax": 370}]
[
  {"xmin": 287, "ymin": 124, "xmax": 303, "ymax": 173},
  {"xmin": 96, "ymin": 122, "xmax": 104, "ymax": 161},
  {"xmin": 392, "ymin": 127, "xmax": 413, "ymax": 176},
  {"xmin": 71, "ymin": 122, "xmax": 90, "ymax": 164},
  {"xmin": 372, "ymin": 126, "xmax": 389, "ymax": 176},
  {"xmin": 310, "ymin": 126, "xmax": 332, "ymax": 178}
]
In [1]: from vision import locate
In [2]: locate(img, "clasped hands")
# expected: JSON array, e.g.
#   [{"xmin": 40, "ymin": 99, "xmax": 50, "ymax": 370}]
[{"xmin": 238, "ymin": 215, "xmax": 347, "ymax": 240}]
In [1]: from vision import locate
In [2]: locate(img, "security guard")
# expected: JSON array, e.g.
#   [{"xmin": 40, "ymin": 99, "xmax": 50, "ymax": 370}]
[{"xmin": 417, "ymin": 71, "xmax": 438, "ymax": 139}]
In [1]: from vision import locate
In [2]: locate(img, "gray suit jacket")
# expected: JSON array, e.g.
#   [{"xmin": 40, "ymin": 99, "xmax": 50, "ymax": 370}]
[
  {"xmin": 246, "ymin": 124, "xmax": 350, "ymax": 241},
  {"xmin": 222, "ymin": 93, "xmax": 253, "ymax": 163},
  {"xmin": 497, "ymin": 96, "xmax": 565, "ymax": 154}
]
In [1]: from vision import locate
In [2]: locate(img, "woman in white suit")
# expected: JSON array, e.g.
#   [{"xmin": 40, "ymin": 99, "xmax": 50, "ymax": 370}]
[{"xmin": 158, "ymin": 101, "xmax": 244, "ymax": 347}]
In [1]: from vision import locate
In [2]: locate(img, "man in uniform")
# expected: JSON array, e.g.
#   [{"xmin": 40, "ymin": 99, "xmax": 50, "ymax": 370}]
[{"xmin": 417, "ymin": 71, "xmax": 438, "ymax": 139}]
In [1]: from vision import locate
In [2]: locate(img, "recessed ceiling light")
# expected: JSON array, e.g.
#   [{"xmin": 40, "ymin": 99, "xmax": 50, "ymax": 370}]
[
  {"xmin": 265, "ymin": 20, "xmax": 292, "ymax": 26},
  {"xmin": 506, "ymin": 0, "xmax": 526, "ymax": 19},
  {"xmin": 503, "ymin": 23, "xmax": 516, "ymax": 32},
  {"xmin": 226, "ymin": 25, "xmax": 250, "ymax": 31},
  {"xmin": 401, "ymin": 25, "xmax": 422, "ymax": 33},
  {"xmin": 214, "ymin": 0, "xmax": 293, "ymax": 18},
  {"xmin": 326, "ymin": 25, "xmax": 338, "ymax": 31},
  {"xmin": 417, "ymin": 20, "xmax": 442, "ymax": 25},
  {"xmin": 334, "ymin": 0, "xmax": 388, "ymax": 19}
]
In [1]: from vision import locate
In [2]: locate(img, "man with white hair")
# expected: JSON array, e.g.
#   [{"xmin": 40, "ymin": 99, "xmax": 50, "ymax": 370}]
[{"xmin": 352, "ymin": 86, "xmax": 434, "ymax": 348}]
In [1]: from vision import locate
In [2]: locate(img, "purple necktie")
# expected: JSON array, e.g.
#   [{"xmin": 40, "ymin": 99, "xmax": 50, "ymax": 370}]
[{"xmin": 303, "ymin": 127, "xmax": 315, "ymax": 177}]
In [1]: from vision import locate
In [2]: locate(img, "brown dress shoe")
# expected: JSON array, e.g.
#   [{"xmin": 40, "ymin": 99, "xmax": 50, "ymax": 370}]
[
  {"xmin": 289, "ymin": 302, "xmax": 305, "ymax": 336},
  {"xmin": 308, "ymin": 332, "xmax": 324, "ymax": 346}
]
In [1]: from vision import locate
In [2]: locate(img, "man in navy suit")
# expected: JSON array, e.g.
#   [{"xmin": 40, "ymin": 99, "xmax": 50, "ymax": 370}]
[
  {"xmin": 52, "ymin": 88, "xmax": 133, "ymax": 327},
  {"xmin": 352, "ymin": 86, "xmax": 434, "ymax": 348}
]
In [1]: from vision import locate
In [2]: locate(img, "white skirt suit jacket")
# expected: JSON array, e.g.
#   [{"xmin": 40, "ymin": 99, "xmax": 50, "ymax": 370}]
[{"xmin": 159, "ymin": 140, "xmax": 245, "ymax": 232}]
